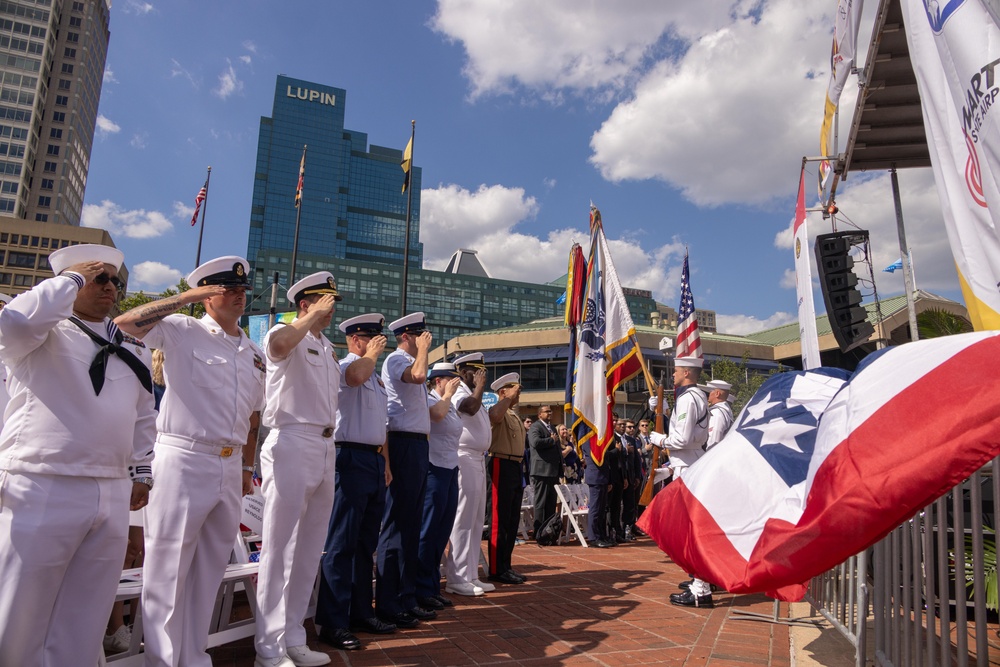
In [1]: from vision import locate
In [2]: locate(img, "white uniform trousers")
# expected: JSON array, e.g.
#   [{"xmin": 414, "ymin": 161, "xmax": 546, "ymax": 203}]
[
  {"xmin": 142, "ymin": 439, "xmax": 243, "ymax": 667},
  {"xmin": 673, "ymin": 465, "xmax": 712, "ymax": 597},
  {"xmin": 445, "ymin": 449, "xmax": 487, "ymax": 585},
  {"xmin": 254, "ymin": 427, "xmax": 336, "ymax": 659},
  {"xmin": 0, "ymin": 471, "xmax": 129, "ymax": 667}
]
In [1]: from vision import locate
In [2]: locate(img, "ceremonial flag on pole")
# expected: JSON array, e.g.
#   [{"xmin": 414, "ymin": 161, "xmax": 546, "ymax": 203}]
[
  {"xmin": 637, "ymin": 330, "xmax": 1000, "ymax": 601},
  {"xmin": 401, "ymin": 136, "xmax": 413, "ymax": 193},
  {"xmin": 900, "ymin": 0, "xmax": 1000, "ymax": 330},
  {"xmin": 818, "ymin": 0, "xmax": 864, "ymax": 197},
  {"xmin": 190, "ymin": 179, "xmax": 208, "ymax": 227},
  {"xmin": 294, "ymin": 147, "xmax": 305, "ymax": 208},
  {"xmin": 883, "ymin": 258, "xmax": 904, "ymax": 273},
  {"xmin": 570, "ymin": 206, "xmax": 650, "ymax": 466},
  {"xmin": 563, "ymin": 243, "xmax": 586, "ymax": 417},
  {"xmin": 794, "ymin": 168, "xmax": 821, "ymax": 369},
  {"xmin": 674, "ymin": 251, "xmax": 701, "ymax": 359}
]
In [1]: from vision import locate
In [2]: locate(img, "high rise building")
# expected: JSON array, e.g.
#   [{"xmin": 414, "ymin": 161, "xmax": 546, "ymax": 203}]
[{"xmin": 0, "ymin": 0, "xmax": 109, "ymax": 226}]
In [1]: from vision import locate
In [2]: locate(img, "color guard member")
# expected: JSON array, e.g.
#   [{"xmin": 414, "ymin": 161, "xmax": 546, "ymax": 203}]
[
  {"xmin": 115, "ymin": 255, "xmax": 266, "ymax": 666},
  {"xmin": 0, "ymin": 245, "xmax": 156, "ymax": 666},
  {"xmin": 254, "ymin": 272, "xmax": 343, "ymax": 667},
  {"xmin": 486, "ymin": 373, "xmax": 527, "ymax": 585},
  {"xmin": 703, "ymin": 379, "xmax": 734, "ymax": 450}
]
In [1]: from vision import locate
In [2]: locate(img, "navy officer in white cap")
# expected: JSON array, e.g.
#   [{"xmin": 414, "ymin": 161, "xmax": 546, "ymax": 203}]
[
  {"xmin": 375, "ymin": 312, "xmax": 435, "ymax": 628},
  {"xmin": 0, "ymin": 244, "xmax": 156, "ymax": 666},
  {"xmin": 253, "ymin": 272, "xmax": 343, "ymax": 667},
  {"xmin": 114, "ymin": 255, "xmax": 266, "ymax": 666},
  {"xmin": 315, "ymin": 313, "xmax": 392, "ymax": 650},
  {"xmin": 648, "ymin": 355, "xmax": 711, "ymax": 607},
  {"xmin": 702, "ymin": 379, "xmax": 734, "ymax": 451}
]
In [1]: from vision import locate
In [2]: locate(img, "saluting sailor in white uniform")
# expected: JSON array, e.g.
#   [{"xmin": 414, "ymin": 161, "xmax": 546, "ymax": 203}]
[
  {"xmin": 0, "ymin": 244, "xmax": 156, "ymax": 667},
  {"xmin": 648, "ymin": 355, "xmax": 712, "ymax": 607},
  {"xmin": 254, "ymin": 271, "xmax": 343, "ymax": 667},
  {"xmin": 444, "ymin": 352, "xmax": 495, "ymax": 597},
  {"xmin": 702, "ymin": 379, "xmax": 734, "ymax": 451},
  {"xmin": 114, "ymin": 256, "xmax": 265, "ymax": 667}
]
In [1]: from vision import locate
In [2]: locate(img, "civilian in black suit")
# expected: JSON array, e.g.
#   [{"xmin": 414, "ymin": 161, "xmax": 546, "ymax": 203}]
[
  {"xmin": 620, "ymin": 421, "xmax": 644, "ymax": 540},
  {"xmin": 606, "ymin": 422, "xmax": 627, "ymax": 543},
  {"xmin": 582, "ymin": 441, "xmax": 614, "ymax": 548},
  {"xmin": 527, "ymin": 406, "xmax": 562, "ymax": 537}
]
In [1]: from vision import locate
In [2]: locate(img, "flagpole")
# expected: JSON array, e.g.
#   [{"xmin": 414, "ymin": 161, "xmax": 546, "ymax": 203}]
[
  {"xmin": 401, "ymin": 120, "xmax": 415, "ymax": 314},
  {"xmin": 267, "ymin": 271, "xmax": 279, "ymax": 330},
  {"xmin": 290, "ymin": 145, "xmax": 306, "ymax": 287},
  {"xmin": 193, "ymin": 166, "xmax": 211, "ymax": 270}
]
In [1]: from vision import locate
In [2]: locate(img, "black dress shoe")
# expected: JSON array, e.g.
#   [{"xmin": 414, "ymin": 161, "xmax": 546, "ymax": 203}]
[
  {"xmin": 350, "ymin": 616, "xmax": 397, "ymax": 634},
  {"xmin": 416, "ymin": 595, "xmax": 445, "ymax": 610},
  {"xmin": 506, "ymin": 570, "xmax": 526, "ymax": 583},
  {"xmin": 670, "ymin": 590, "xmax": 713, "ymax": 608},
  {"xmin": 433, "ymin": 594, "xmax": 454, "ymax": 607},
  {"xmin": 319, "ymin": 627, "xmax": 361, "ymax": 650},
  {"xmin": 594, "ymin": 539, "xmax": 615, "ymax": 548},
  {"xmin": 678, "ymin": 579, "xmax": 693, "ymax": 590},
  {"xmin": 377, "ymin": 611, "xmax": 419, "ymax": 629},
  {"xmin": 409, "ymin": 605, "xmax": 437, "ymax": 620},
  {"xmin": 487, "ymin": 570, "xmax": 524, "ymax": 585}
]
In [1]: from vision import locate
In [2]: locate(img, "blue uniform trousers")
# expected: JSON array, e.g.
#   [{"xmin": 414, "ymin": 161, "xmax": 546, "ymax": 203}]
[
  {"xmin": 416, "ymin": 463, "xmax": 459, "ymax": 598},
  {"xmin": 587, "ymin": 482, "xmax": 609, "ymax": 542},
  {"xmin": 315, "ymin": 446, "xmax": 386, "ymax": 630},
  {"xmin": 375, "ymin": 433, "xmax": 429, "ymax": 615}
]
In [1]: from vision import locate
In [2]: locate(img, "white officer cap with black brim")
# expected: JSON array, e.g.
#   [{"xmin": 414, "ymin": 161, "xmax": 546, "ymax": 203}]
[
  {"xmin": 674, "ymin": 356, "xmax": 704, "ymax": 368},
  {"xmin": 339, "ymin": 313, "xmax": 385, "ymax": 336},
  {"xmin": 187, "ymin": 255, "xmax": 251, "ymax": 288},
  {"xmin": 287, "ymin": 271, "xmax": 342, "ymax": 306},
  {"xmin": 388, "ymin": 312, "xmax": 426, "ymax": 336},
  {"xmin": 49, "ymin": 244, "xmax": 125, "ymax": 276},
  {"xmin": 490, "ymin": 372, "xmax": 520, "ymax": 392},
  {"xmin": 428, "ymin": 362, "xmax": 459, "ymax": 380},
  {"xmin": 452, "ymin": 352, "xmax": 485, "ymax": 368}
]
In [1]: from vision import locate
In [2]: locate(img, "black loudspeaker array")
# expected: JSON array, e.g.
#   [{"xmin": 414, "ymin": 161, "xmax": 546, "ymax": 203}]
[{"xmin": 814, "ymin": 230, "xmax": 875, "ymax": 353}]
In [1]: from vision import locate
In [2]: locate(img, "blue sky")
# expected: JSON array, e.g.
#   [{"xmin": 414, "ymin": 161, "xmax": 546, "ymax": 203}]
[{"xmin": 82, "ymin": 0, "xmax": 962, "ymax": 334}]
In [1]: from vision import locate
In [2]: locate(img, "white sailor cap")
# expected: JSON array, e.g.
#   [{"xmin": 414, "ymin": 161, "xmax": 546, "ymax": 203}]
[
  {"xmin": 701, "ymin": 380, "xmax": 732, "ymax": 393},
  {"xmin": 49, "ymin": 244, "xmax": 124, "ymax": 276},
  {"xmin": 490, "ymin": 372, "xmax": 520, "ymax": 392},
  {"xmin": 428, "ymin": 362, "xmax": 459, "ymax": 380},
  {"xmin": 389, "ymin": 312, "xmax": 426, "ymax": 336},
  {"xmin": 187, "ymin": 255, "xmax": 251, "ymax": 288},
  {"xmin": 0, "ymin": 292, "xmax": 11, "ymax": 305},
  {"xmin": 453, "ymin": 352, "xmax": 485, "ymax": 368},
  {"xmin": 288, "ymin": 271, "xmax": 342, "ymax": 305},
  {"xmin": 339, "ymin": 313, "xmax": 385, "ymax": 336},
  {"xmin": 674, "ymin": 356, "xmax": 704, "ymax": 368}
]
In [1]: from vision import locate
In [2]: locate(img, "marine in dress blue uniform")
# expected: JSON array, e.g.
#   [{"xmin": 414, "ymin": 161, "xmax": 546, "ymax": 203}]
[{"xmin": 314, "ymin": 313, "xmax": 392, "ymax": 650}]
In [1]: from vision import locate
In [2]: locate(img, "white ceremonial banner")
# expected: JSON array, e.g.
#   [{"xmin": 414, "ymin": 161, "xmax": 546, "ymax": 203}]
[
  {"xmin": 901, "ymin": 0, "xmax": 1000, "ymax": 330},
  {"xmin": 819, "ymin": 0, "xmax": 865, "ymax": 195},
  {"xmin": 794, "ymin": 170, "xmax": 822, "ymax": 369}
]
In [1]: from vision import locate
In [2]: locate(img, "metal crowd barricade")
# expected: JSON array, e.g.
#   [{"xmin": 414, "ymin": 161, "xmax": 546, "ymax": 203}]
[{"xmin": 806, "ymin": 458, "xmax": 1000, "ymax": 667}]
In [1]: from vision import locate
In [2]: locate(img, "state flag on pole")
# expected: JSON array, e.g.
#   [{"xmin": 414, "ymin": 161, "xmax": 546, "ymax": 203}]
[
  {"xmin": 190, "ymin": 179, "xmax": 207, "ymax": 227},
  {"xmin": 794, "ymin": 168, "xmax": 821, "ymax": 369},
  {"xmin": 637, "ymin": 330, "xmax": 1000, "ymax": 601},
  {"xmin": 674, "ymin": 251, "xmax": 701, "ymax": 359},
  {"xmin": 294, "ymin": 147, "xmax": 305, "ymax": 208},
  {"xmin": 401, "ymin": 136, "xmax": 413, "ymax": 194}
]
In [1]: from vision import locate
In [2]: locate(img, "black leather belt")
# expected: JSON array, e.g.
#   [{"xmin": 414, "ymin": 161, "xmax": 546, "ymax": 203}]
[
  {"xmin": 336, "ymin": 441, "xmax": 384, "ymax": 454},
  {"xmin": 388, "ymin": 431, "xmax": 428, "ymax": 441},
  {"xmin": 491, "ymin": 453, "xmax": 523, "ymax": 463}
]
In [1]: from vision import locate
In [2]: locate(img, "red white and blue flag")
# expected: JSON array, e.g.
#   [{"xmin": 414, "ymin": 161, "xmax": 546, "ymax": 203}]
[
  {"xmin": 674, "ymin": 251, "xmax": 701, "ymax": 359},
  {"xmin": 190, "ymin": 179, "xmax": 207, "ymax": 227},
  {"xmin": 638, "ymin": 331, "xmax": 1000, "ymax": 600}
]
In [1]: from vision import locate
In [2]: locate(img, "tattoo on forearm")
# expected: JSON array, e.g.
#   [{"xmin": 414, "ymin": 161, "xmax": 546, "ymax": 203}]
[{"xmin": 131, "ymin": 296, "xmax": 190, "ymax": 330}]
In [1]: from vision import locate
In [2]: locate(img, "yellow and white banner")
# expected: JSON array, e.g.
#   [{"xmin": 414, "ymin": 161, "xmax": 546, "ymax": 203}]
[
  {"xmin": 901, "ymin": 0, "xmax": 1000, "ymax": 330},
  {"xmin": 819, "ymin": 0, "xmax": 864, "ymax": 197}
]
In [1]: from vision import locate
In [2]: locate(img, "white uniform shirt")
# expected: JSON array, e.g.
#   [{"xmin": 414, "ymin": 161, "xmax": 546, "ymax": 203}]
[
  {"xmin": 143, "ymin": 314, "xmax": 265, "ymax": 446},
  {"xmin": 334, "ymin": 352, "xmax": 388, "ymax": 446},
  {"xmin": 451, "ymin": 381, "xmax": 491, "ymax": 453},
  {"xmin": 428, "ymin": 389, "xmax": 462, "ymax": 469},
  {"xmin": 382, "ymin": 348, "xmax": 430, "ymax": 434},
  {"xmin": 262, "ymin": 323, "xmax": 340, "ymax": 430},
  {"xmin": 0, "ymin": 275, "xmax": 156, "ymax": 477},
  {"xmin": 706, "ymin": 401, "xmax": 735, "ymax": 450},
  {"xmin": 650, "ymin": 385, "xmax": 709, "ymax": 472}
]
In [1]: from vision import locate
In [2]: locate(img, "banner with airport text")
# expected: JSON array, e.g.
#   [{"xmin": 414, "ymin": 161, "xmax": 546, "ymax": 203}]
[{"xmin": 901, "ymin": 0, "xmax": 1000, "ymax": 330}]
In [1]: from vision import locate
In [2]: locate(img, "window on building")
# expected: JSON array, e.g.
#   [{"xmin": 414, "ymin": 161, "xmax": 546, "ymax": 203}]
[
  {"xmin": 13, "ymin": 274, "xmax": 33, "ymax": 287},
  {"xmin": 40, "ymin": 178, "xmax": 52, "ymax": 190},
  {"xmin": 29, "ymin": 236, "xmax": 38, "ymax": 247},
  {"xmin": 0, "ymin": 273, "xmax": 9, "ymax": 285},
  {"xmin": 60, "ymin": 64, "xmax": 73, "ymax": 75},
  {"xmin": 43, "ymin": 161, "xmax": 56, "ymax": 172},
  {"xmin": 37, "ymin": 255, "xmax": 48, "ymax": 270},
  {"xmin": 66, "ymin": 32, "xmax": 79, "ymax": 43},
  {"xmin": 52, "ymin": 111, "xmax": 64, "ymax": 123},
  {"xmin": 40, "ymin": 238, "xmax": 48, "ymax": 248},
  {"xmin": 69, "ymin": 17, "xmax": 82, "ymax": 27},
  {"xmin": 0, "ymin": 234, "xmax": 7, "ymax": 243},
  {"xmin": 57, "ymin": 79, "xmax": 70, "ymax": 90},
  {"xmin": 63, "ymin": 47, "xmax": 75, "ymax": 58},
  {"xmin": 72, "ymin": 1, "xmax": 85, "ymax": 10},
  {"xmin": 45, "ymin": 145, "xmax": 58, "ymax": 156},
  {"xmin": 49, "ymin": 128, "xmax": 61, "ymax": 139},
  {"xmin": 37, "ymin": 196, "xmax": 50, "ymax": 207},
  {"xmin": 55, "ymin": 95, "xmax": 68, "ymax": 106},
  {"xmin": 8, "ymin": 251, "xmax": 35, "ymax": 268}
]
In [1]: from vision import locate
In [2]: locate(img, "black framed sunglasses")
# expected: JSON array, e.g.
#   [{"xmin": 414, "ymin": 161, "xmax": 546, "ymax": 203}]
[{"xmin": 94, "ymin": 273, "xmax": 124, "ymax": 290}]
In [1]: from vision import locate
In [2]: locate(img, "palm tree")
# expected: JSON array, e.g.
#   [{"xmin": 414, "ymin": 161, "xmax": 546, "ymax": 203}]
[{"xmin": 916, "ymin": 309, "xmax": 973, "ymax": 339}]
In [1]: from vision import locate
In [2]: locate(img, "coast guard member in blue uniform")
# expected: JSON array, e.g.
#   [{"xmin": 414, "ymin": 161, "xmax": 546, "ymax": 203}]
[
  {"xmin": 254, "ymin": 271, "xmax": 343, "ymax": 667},
  {"xmin": 315, "ymin": 313, "xmax": 391, "ymax": 651},
  {"xmin": 375, "ymin": 312, "xmax": 434, "ymax": 628},
  {"xmin": 115, "ymin": 256, "xmax": 266, "ymax": 667},
  {"xmin": 0, "ymin": 244, "xmax": 156, "ymax": 667}
]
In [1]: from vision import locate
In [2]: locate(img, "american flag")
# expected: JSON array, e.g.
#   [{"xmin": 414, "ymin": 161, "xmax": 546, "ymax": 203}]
[
  {"xmin": 675, "ymin": 251, "xmax": 701, "ymax": 358},
  {"xmin": 294, "ymin": 147, "xmax": 305, "ymax": 208},
  {"xmin": 190, "ymin": 179, "xmax": 207, "ymax": 226}
]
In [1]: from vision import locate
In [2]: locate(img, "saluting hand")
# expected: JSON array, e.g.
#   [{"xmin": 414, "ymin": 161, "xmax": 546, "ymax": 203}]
[
  {"xmin": 64, "ymin": 261, "xmax": 107, "ymax": 283},
  {"xmin": 472, "ymin": 368, "xmax": 487, "ymax": 391},
  {"xmin": 312, "ymin": 294, "xmax": 338, "ymax": 316},
  {"xmin": 365, "ymin": 334, "xmax": 387, "ymax": 359},
  {"xmin": 415, "ymin": 331, "xmax": 433, "ymax": 351},
  {"xmin": 442, "ymin": 376, "xmax": 462, "ymax": 400}
]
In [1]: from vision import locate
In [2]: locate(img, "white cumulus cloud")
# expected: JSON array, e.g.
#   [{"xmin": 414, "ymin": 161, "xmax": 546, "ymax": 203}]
[
  {"xmin": 172, "ymin": 200, "xmax": 195, "ymax": 221},
  {"xmin": 716, "ymin": 311, "xmax": 797, "ymax": 335},
  {"xmin": 131, "ymin": 261, "xmax": 182, "ymax": 290},
  {"xmin": 95, "ymin": 115, "xmax": 120, "ymax": 137},
  {"xmin": 81, "ymin": 200, "xmax": 173, "ymax": 239},
  {"xmin": 214, "ymin": 60, "xmax": 244, "ymax": 100},
  {"xmin": 124, "ymin": 0, "xmax": 153, "ymax": 15}
]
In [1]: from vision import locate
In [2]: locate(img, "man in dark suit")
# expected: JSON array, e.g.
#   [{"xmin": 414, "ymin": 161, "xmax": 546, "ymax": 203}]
[
  {"xmin": 620, "ymin": 421, "xmax": 644, "ymax": 541},
  {"xmin": 527, "ymin": 406, "xmax": 562, "ymax": 539},
  {"xmin": 581, "ymin": 440, "xmax": 614, "ymax": 548},
  {"xmin": 606, "ymin": 421, "xmax": 627, "ymax": 543}
]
